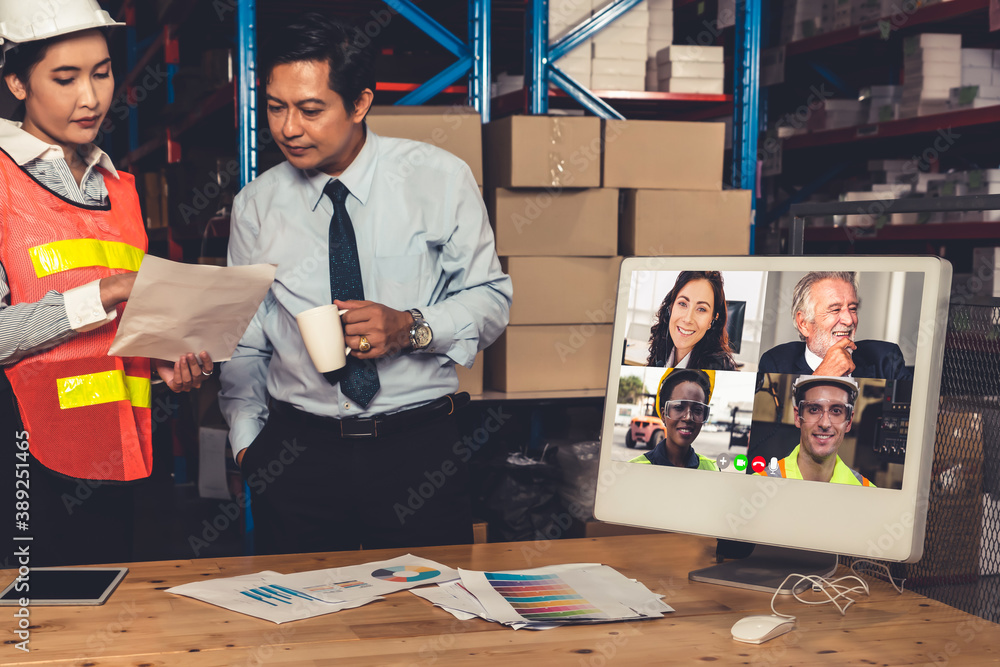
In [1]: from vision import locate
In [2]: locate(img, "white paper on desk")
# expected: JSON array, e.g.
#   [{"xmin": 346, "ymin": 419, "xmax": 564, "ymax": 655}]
[
  {"xmin": 166, "ymin": 570, "xmax": 380, "ymax": 624},
  {"xmin": 279, "ymin": 554, "xmax": 459, "ymax": 603},
  {"xmin": 458, "ymin": 563, "xmax": 672, "ymax": 628},
  {"xmin": 107, "ymin": 255, "xmax": 275, "ymax": 362},
  {"xmin": 410, "ymin": 582, "xmax": 482, "ymax": 621}
]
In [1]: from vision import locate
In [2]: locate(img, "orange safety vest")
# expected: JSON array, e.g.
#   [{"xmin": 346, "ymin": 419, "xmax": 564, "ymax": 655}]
[{"xmin": 0, "ymin": 149, "xmax": 152, "ymax": 481}]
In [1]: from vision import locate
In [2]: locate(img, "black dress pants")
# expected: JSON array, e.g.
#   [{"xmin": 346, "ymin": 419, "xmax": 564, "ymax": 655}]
[
  {"xmin": 1, "ymin": 384, "xmax": 138, "ymax": 568},
  {"xmin": 240, "ymin": 402, "xmax": 473, "ymax": 555}
]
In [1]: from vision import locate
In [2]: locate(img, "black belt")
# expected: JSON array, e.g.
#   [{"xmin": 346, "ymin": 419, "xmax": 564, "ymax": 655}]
[{"xmin": 272, "ymin": 393, "xmax": 469, "ymax": 439}]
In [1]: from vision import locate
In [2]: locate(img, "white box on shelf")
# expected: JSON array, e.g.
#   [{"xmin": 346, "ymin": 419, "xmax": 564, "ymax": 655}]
[
  {"xmin": 903, "ymin": 33, "xmax": 962, "ymax": 52},
  {"xmin": 656, "ymin": 45, "xmax": 725, "ymax": 64},
  {"xmin": 594, "ymin": 41, "xmax": 647, "ymax": 61},
  {"xmin": 904, "ymin": 60, "xmax": 961, "ymax": 79},
  {"xmin": 647, "ymin": 22, "xmax": 674, "ymax": 42},
  {"xmin": 591, "ymin": 58, "xmax": 646, "ymax": 76},
  {"xmin": 647, "ymin": 38, "xmax": 673, "ymax": 58},
  {"xmin": 961, "ymin": 67, "xmax": 993, "ymax": 87},
  {"xmin": 593, "ymin": 25, "xmax": 649, "ymax": 45},
  {"xmin": 658, "ymin": 77, "xmax": 726, "ymax": 94},
  {"xmin": 592, "ymin": 73, "xmax": 646, "ymax": 91},
  {"xmin": 961, "ymin": 48, "xmax": 994, "ymax": 69},
  {"xmin": 904, "ymin": 47, "xmax": 962, "ymax": 65},
  {"xmin": 660, "ymin": 61, "xmax": 726, "ymax": 79}
]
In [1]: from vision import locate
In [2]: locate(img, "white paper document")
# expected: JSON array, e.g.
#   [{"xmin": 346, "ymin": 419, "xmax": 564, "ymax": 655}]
[
  {"xmin": 107, "ymin": 255, "xmax": 275, "ymax": 362},
  {"xmin": 413, "ymin": 563, "xmax": 674, "ymax": 630},
  {"xmin": 167, "ymin": 554, "xmax": 457, "ymax": 624}
]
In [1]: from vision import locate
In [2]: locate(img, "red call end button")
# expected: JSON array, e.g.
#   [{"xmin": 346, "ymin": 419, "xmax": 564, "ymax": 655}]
[{"xmin": 751, "ymin": 456, "xmax": 767, "ymax": 473}]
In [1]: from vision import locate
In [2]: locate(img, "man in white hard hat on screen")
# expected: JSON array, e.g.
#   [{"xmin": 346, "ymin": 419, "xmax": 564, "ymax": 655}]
[{"xmin": 757, "ymin": 375, "xmax": 875, "ymax": 486}]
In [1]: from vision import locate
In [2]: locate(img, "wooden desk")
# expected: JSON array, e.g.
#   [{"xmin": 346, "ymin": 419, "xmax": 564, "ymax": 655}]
[{"xmin": 3, "ymin": 533, "xmax": 999, "ymax": 666}]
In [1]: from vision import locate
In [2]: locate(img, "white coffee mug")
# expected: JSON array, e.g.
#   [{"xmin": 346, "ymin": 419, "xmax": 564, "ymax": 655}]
[{"xmin": 296, "ymin": 305, "xmax": 352, "ymax": 373}]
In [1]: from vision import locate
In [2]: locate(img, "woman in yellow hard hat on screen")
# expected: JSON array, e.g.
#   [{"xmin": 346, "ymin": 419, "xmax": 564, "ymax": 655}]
[
  {"xmin": 631, "ymin": 368, "xmax": 719, "ymax": 470},
  {"xmin": 0, "ymin": 0, "xmax": 211, "ymax": 566}
]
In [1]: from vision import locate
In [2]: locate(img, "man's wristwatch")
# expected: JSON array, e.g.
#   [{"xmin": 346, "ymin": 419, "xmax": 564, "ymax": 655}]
[{"xmin": 408, "ymin": 309, "xmax": 433, "ymax": 350}]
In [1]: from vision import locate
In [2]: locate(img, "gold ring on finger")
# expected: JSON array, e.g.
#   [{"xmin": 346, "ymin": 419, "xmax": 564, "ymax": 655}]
[{"xmin": 359, "ymin": 336, "xmax": 371, "ymax": 353}]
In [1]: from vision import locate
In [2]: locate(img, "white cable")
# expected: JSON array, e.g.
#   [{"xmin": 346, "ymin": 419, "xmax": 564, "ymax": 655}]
[
  {"xmin": 769, "ymin": 573, "xmax": 870, "ymax": 618},
  {"xmin": 849, "ymin": 559, "xmax": 907, "ymax": 594}
]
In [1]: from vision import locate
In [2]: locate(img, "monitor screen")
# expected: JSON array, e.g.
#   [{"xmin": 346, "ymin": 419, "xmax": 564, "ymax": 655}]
[{"xmin": 596, "ymin": 257, "xmax": 951, "ymax": 570}]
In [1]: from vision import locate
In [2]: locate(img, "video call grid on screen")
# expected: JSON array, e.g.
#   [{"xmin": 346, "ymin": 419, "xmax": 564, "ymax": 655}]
[
  {"xmin": 597, "ymin": 256, "xmax": 951, "ymax": 562},
  {"xmin": 611, "ymin": 265, "xmax": 926, "ymax": 489}
]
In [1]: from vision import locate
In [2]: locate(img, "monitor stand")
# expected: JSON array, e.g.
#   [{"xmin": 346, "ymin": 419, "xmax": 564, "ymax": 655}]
[{"xmin": 688, "ymin": 545, "xmax": 838, "ymax": 595}]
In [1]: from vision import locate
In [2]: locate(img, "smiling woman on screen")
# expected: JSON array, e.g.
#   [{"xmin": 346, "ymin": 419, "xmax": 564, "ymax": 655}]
[{"xmin": 647, "ymin": 271, "xmax": 737, "ymax": 370}]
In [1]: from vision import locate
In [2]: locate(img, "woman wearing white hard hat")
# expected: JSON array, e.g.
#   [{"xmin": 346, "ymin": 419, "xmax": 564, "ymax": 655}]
[{"xmin": 0, "ymin": 0, "xmax": 211, "ymax": 566}]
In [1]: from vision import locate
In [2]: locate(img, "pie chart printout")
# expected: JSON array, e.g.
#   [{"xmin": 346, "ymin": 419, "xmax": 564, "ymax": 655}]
[{"xmin": 370, "ymin": 565, "xmax": 441, "ymax": 583}]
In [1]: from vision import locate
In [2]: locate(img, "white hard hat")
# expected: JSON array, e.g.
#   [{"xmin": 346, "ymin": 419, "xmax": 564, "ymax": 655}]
[
  {"xmin": 0, "ymin": 0, "xmax": 123, "ymax": 68},
  {"xmin": 792, "ymin": 374, "xmax": 859, "ymax": 405}
]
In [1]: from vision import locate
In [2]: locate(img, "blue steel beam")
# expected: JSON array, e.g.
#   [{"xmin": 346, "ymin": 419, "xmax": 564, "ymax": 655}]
[
  {"xmin": 238, "ymin": 0, "xmax": 258, "ymax": 189},
  {"xmin": 526, "ymin": 0, "xmax": 549, "ymax": 114},
  {"xmin": 550, "ymin": 0, "xmax": 645, "ymax": 62},
  {"xmin": 468, "ymin": 0, "xmax": 491, "ymax": 121},
  {"xmin": 383, "ymin": 0, "xmax": 471, "ymax": 60},
  {"xmin": 237, "ymin": 0, "xmax": 258, "ymax": 555},
  {"xmin": 732, "ymin": 0, "xmax": 761, "ymax": 253},
  {"xmin": 549, "ymin": 66, "xmax": 625, "ymax": 119},
  {"xmin": 397, "ymin": 56, "xmax": 475, "ymax": 105}
]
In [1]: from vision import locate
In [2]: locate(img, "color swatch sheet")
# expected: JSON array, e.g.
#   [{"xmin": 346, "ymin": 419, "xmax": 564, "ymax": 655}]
[
  {"xmin": 413, "ymin": 563, "xmax": 673, "ymax": 630},
  {"xmin": 167, "ymin": 555, "xmax": 457, "ymax": 624}
]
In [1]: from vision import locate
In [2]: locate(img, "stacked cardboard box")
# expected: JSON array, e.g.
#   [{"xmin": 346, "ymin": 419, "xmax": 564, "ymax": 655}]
[
  {"xmin": 606, "ymin": 119, "xmax": 751, "ymax": 255},
  {"xmin": 948, "ymin": 48, "xmax": 1000, "ymax": 110},
  {"xmin": 900, "ymin": 34, "xmax": 962, "ymax": 118},
  {"xmin": 809, "ymin": 98, "xmax": 865, "ymax": 131},
  {"xmin": 367, "ymin": 106, "xmax": 487, "ymax": 394},
  {"xmin": 550, "ymin": 0, "xmax": 594, "ymax": 86},
  {"xmin": 654, "ymin": 45, "xmax": 725, "ymax": 94},
  {"xmin": 591, "ymin": 0, "xmax": 649, "ymax": 91},
  {"xmin": 644, "ymin": 0, "xmax": 674, "ymax": 89},
  {"xmin": 484, "ymin": 116, "xmax": 619, "ymax": 393}
]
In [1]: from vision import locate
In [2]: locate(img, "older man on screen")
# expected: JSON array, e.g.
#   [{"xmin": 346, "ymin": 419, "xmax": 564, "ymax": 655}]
[
  {"xmin": 757, "ymin": 376, "xmax": 875, "ymax": 486},
  {"xmin": 758, "ymin": 271, "xmax": 911, "ymax": 380}
]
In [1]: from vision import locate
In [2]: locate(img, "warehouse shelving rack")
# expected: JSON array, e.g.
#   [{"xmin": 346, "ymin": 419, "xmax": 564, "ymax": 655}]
[
  {"xmin": 520, "ymin": 0, "xmax": 763, "ymax": 251},
  {"xmin": 235, "ymin": 0, "xmax": 493, "ymax": 188},
  {"xmin": 760, "ymin": 0, "xmax": 1000, "ymax": 249}
]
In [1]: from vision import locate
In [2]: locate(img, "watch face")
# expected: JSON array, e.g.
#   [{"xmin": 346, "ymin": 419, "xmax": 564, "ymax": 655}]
[{"xmin": 413, "ymin": 322, "xmax": 433, "ymax": 348}]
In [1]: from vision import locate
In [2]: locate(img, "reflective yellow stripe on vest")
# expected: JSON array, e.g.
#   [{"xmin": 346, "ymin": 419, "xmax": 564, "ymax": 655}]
[
  {"xmin": 29, "ymin": 239, "xmax": 144, "ymax": 278},
  {"xmin": 57, "ymin": 371, "xmax": 151, "ymax": 410}
]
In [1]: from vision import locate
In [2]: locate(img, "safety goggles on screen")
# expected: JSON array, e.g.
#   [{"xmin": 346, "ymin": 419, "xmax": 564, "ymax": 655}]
[
  {"xmin": 798, "ymin": 400, "xmax": 853, "ymax": 424},
  {"xmin": 662, "ymin": 400, "xmax": 710, "ymax": 423}
]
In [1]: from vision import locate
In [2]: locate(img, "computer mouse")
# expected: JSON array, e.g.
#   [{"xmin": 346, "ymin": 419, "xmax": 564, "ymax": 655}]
[{"xmin": 730, "ymin": 615, "xmax": 796, "ymax": 644}]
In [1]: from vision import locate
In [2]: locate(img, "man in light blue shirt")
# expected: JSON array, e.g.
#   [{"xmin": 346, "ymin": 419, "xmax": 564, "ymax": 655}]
[{"xmin": 219, "ymin": 14, "xmax": 512, "ymax": 554}]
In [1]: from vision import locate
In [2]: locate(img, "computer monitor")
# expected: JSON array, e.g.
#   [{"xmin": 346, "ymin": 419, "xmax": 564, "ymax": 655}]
[{"xmin": 596, "ymin": 257, "xmax": 951, "ymax": 593}]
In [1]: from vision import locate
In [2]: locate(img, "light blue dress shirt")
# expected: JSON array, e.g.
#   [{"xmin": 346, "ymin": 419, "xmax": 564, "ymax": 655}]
[{"xmin": 219, "ymin": 129, "xmax": 512, "ymax": 456}]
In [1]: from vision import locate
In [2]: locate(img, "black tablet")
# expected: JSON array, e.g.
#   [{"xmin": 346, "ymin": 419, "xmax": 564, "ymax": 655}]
[{"xmin": 0, "ymin": 567, "xmax": 128, "ymax": 606}]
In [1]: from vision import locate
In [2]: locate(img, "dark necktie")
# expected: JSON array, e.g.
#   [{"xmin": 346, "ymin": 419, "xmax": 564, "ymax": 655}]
[{"xmin": 323, "ymin": 179, "xmax": 380, "ymax": 407}]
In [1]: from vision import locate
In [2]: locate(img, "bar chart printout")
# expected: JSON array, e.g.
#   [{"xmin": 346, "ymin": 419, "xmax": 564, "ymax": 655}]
[{"xmin": 485, "ymin": 573, "xmax": 608, "ymax": 622}]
